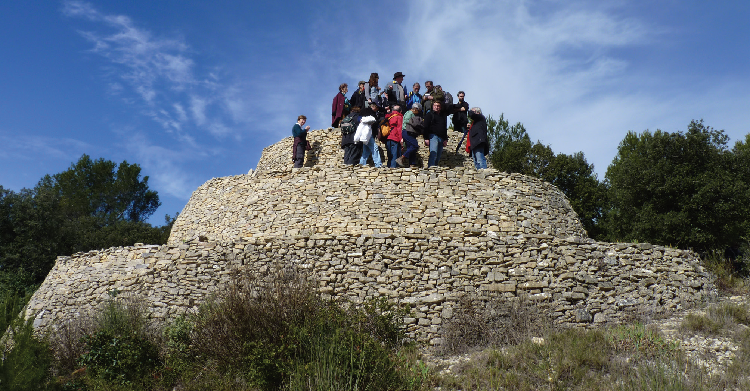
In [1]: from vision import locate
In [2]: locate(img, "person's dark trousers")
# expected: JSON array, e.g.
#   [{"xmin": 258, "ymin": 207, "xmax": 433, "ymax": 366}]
[
  {"xmin": 402, "ymin": 131, "xmax": 419, "ymax": 165},
  {"xmin": 386, "ymin": 139, "xmax": 402, "ymax": 168},
  {"xmin": 293, "ymin": 142, "xmax": 306, "ymax": 168},
  {"xmin": 343, "ymin": 143, "xmax": 362, "ymax": 165},
  {"xmin": 455, "ymin": 125, "xmax": 468, "ymax": 153}
]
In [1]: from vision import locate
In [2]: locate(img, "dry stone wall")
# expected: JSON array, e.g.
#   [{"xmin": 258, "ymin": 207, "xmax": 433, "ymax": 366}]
[
  {"xmin": 26, "ymin": 233, "xmax": 712, "ymax": 344},
  {"xmin": 25, "ymin": 126, "xmax": 716, "ymax": 345},
  {"xmin": 168, "ymin": 167, "xmax": 586, "ymax": 245}
]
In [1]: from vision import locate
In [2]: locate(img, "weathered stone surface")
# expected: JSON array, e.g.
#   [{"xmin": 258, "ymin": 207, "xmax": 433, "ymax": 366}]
[{"xmin": 23, "ymin": 127, "xmax": 716, "ymax": 345}]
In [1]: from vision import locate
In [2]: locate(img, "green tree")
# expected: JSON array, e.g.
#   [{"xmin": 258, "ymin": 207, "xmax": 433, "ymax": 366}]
[
  {"xmin": 605, "ymin": 120, "xmax": 750, "ymax": 252},
  {"xmin": 0, "ymin": 155, "xmax": 170, "ymax": 286},
  {"xmin": 488, "ymin": 115, "xmax": 608, "ymax": 239},
  {"xmin": 49, "ymin": 154, "xmax": 160, "ymax": 224}
]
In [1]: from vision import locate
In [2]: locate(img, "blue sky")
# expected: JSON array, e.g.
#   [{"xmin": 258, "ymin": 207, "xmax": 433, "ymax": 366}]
[{"xmin": 1, "ymin": 1, "xmax": 748, "ymax": 225}]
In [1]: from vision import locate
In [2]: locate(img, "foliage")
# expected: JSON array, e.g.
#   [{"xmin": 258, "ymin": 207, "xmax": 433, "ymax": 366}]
[
  {"xmin": 608, "ymin": 323, "xmax": 679, "ymax": 358},
  {"xmin": 437, "ymin": 325, "xmax": 714, "ymax": 391},
  {"xmin": 78, "ymin": 330, "xmax": 160, "ymax": 386},
  {"xmin": 0, "ymin": 317, "xmax": 54, "ymax": 391},
  {"xmin": 185, "ymin": 268, "xmax": 422, "ymax": 390},
  {"xmin": 49, "ymin": 154, "xmax": 160, "ymax": 224},
  {"xmin": 680, "ymin": 302, "xmax": 750, "ymax": 336},
  {"xmin": 605, "ymin": 120, "xmax": 750, "ymax": 252},
  {"xmin": 69, "ymin": 295, "xmax": 160, "ymax": 388},
  {"xmin": 0, "ymin": 155, "xmax": 173, "ymax": 287},
  {"xmin": 441, "ymin": 294, "xmax": 552, "ymax": 354},
  {"xmin": 487, "ymin": 114, "xmax": 608, "ymax": 239}
]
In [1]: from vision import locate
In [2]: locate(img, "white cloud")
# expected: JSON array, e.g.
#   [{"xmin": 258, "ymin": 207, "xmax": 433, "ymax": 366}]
[
  {"xmin": 63, "ymin": 1, "xmax": 241, "ymax": 143},
  {"xmin": 189, "ymin": 96, "xmax": 207, "ymax": 126},
  {"xmin": 393, "ymin": 0, "xmax": 750, "ymax": 175},
  {"xmin": 122, "ymin": 132, "xmax": 204, "ymax": 199},
  {"xmin": 0, "ymin": 132, "xmax": 93, "ymax": 161},
  {"xmin": 173, "ymin": 103, "xmax": 188, "ymax": 123}
]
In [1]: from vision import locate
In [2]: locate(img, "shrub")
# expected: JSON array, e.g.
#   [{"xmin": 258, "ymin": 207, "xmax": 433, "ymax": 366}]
[
  {"xmin": 608, "ymin": 323, "xmax": 680, "ymax": 358},
  {"xmin": 186, "ymin": 266, "xmax": 422, "ymax": 390},
  {"xmin": 680, "ymin": 302, "xmax": 750, "ymax": 336},
  {"xmin": 0, "ymin": 317, "xmax": 54, "ymax": 391},
  {"xmin": 59, "ymin": 293, "xmax": 161, "ymax": 388},
  {"xmin": 441, "ymin": 293, "xmax": 551, "ymax": 354},
  {"xmin": 48, "ymin": 315, "xmax": 95, "ymax": 376}
]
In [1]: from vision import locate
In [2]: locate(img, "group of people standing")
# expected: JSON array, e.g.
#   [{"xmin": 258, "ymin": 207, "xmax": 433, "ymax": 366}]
[{"xmin": 292, "ymin": 72, "xmax": 489, "ymax": 170}]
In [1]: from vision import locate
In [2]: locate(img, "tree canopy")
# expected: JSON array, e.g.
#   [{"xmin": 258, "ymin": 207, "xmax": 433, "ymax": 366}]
[
  {"xmin": 487, "ymin": 114, "xmax": 608, "ymax": 239},
  {"xmin": 604, "ymin": 120, "xmax": 750, "ymax": 252},
  {"xmin": 0, "ymin": 155, "xmax": 173, "ymax": 286}
]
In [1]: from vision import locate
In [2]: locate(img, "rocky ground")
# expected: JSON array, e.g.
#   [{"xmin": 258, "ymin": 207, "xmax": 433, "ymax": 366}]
[
  {"xmin": 648, "ymin": 295, "xmax": 749, "ymax": 376},
  {"xmin": 422, "ymin": 294, "xmax": 750, "ymax": 379}
]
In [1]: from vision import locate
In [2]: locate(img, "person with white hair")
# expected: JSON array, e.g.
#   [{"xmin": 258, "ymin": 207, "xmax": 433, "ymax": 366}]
[{"xmin": 467, "ymin": 107, "xmax": 489, "ymax": 169}]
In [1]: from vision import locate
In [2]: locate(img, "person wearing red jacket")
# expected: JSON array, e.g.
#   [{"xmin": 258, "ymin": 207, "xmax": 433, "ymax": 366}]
[{"xmin": 385, "ymin": 106, "xmax": 403, "ymax": 168}]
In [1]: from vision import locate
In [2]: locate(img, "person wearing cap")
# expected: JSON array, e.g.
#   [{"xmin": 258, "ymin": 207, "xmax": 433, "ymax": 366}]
[
  {"xmin": 384, "ymin": 72, "xmax": 406, "ymax": 111},
  {"xmin": 396, "ymin": 103, "xmax": 422, "ymax": 167}
]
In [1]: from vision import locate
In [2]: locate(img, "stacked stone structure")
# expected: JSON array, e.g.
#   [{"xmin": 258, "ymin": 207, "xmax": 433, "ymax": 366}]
[{"xmin": 25, "ymin": 127, "xmax": 714, "ymax": 344}]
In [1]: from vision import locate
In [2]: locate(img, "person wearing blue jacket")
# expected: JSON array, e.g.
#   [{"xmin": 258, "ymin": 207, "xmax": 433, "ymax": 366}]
[{"xmin": 292, "ymin": 115, "xmax": 311, "ymax": 168}]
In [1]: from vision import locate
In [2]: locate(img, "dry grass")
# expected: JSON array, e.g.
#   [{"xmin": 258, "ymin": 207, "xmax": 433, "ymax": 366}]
[{"xmin": 440, "ymin": 293, "xmax": 552, "ymax": 355}]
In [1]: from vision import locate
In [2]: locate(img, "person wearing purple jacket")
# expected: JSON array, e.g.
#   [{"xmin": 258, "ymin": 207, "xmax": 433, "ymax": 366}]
[{"xmin": 331, "ymin": 83, "xmax": 349, "ymax": 127}]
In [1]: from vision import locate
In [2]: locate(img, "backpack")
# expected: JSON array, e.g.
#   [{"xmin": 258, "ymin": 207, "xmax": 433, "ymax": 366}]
[
  {"xmin": 378, "ymin": 117, "xmax": 391, "ymax": 142},
  {"xmin": 444, "ymin": 91, "xmax": 453, "ymax": 106},
  {"xmin": 385, "ymin": 84, "xmax": 397, "ymax": 104},
  {"xmin": 431, "ymin": 86, "xmax": 445, "ymax": 106},
  {"xmin": 340, "ymin": 114, "xmax": 357, "ymax": 135}
]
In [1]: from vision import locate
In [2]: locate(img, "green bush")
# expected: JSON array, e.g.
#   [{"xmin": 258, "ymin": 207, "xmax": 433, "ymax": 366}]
[
  {"xmin": 78, "ymin": 329, "xmax": 160, "ymax": 386},
  {"xmin": 68, "ymin": 295, "xmax": 161, "ymax": 388},
  {"xmin": 186, "ymin": 267, "xmax": 423, "ymax": 390},
  {"xmin": 0, "ymin": 317, "xmax": 54, "ymax": 391}
]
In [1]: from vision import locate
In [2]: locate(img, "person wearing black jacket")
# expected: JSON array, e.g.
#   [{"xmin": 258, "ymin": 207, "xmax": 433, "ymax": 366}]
[
  {"xmin": 468, "ymin": 107, "xmax": 489, "ymax": 169},
  {"xmin": 423, "ymin": 100, "xmax": 453, "ymax": 167},
  {"xmin": 452, "ymin": 91, "xmax": 470, "ymax": 152},
  {"xmin": 341, "ymin": 107, "xmax": 363, "ymax": 165},
  {"xmin": 350, "ymin": 81, "xmax": 368, "ymax": 111}
]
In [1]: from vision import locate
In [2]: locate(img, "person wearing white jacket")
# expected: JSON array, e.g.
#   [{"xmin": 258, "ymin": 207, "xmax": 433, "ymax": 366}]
[{"xmin": 354, "ymin": 113, "xmax": 382, "ymax": 167}]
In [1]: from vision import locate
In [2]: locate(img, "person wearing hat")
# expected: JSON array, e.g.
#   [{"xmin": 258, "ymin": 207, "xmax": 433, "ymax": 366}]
[
  {"xmin": 350, "ymin": 81, "xmax": 368, "ymax": 111},
  {"xmin": 384, "ymin": 72, "xmax": 406, "ymax": 111}
]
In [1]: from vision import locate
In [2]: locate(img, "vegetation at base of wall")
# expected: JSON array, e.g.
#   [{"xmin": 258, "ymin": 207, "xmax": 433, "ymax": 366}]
[
  {"xmin": 440, "ymin": 293, "xmax": 552, "ymax": 355},
  {"xmin": 680, "ymin": 302, "xmax": 750, "ymax": 336},
  {"xmin": 0, "ymin": 317, "xmax": 55, "ymax": 390},
  {"xmin": 32, "ymin": 267, "xmax": 430, "ymax": 391},
  {"xmin": 5, "ymin": 270, "xmax": 750, "ymax": 390},
  {"xmin": 435, "ymin": 323, "xmax": 750, "ymax": 391}
]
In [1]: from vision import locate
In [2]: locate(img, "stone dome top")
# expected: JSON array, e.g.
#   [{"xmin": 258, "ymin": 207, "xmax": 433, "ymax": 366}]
[{"xmin": 168, "ymin": 128, "xmax": 587, "ymax": 245}]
